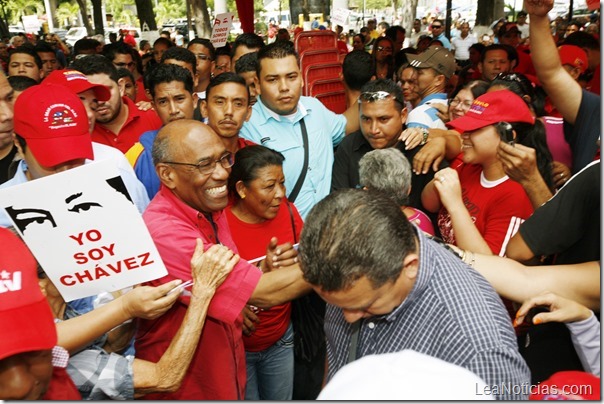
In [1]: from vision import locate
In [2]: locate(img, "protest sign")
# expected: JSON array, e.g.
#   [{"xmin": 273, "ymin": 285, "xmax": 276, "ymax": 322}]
[
  {"xmin": 211, "ymin": 12, "xmax": 234, "ymax": 47},
  {"xmin": 331, "ymin": 8, "xmax": 351, "ymax": 27},
  {"xmin": 0, "ymin": 160, "xmax": 167, "ymax": 301}
]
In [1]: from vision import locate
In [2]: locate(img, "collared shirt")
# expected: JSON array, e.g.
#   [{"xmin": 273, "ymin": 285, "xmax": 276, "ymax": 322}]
[
  {"xmin": 135, "ymin": 185, "xmax": 262, "ymax": 400},
  {"xmin": 435, "ymin": 32, "xmax": 452, "ymax": 50},
  {"xmin": 451, "ymin": 34, "xmax": 477, "ymax": 60},
  {"xmin": 91, "ymin": 96, "xmax": 162, "ymax": 153},
  {"xmin": 324, "ymin": 230, "xmax": 531, "ymax": 400},
  {"xmin": 0, "ymin": 142, "xmax": 150, "ymax": 228},
  {"xmin": 240, "ymin": 96, "xmax": 346, "ymax": 219},
  {"xmin": 406, "ymin": 93, "xmax": 448, "ymax": 130}
]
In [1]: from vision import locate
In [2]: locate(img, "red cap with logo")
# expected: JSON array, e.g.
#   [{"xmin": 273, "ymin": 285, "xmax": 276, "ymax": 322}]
[
  {"xmin": 43, "ymin": 69, "xmax": 111, "ymax": 101},
  {"xmin": 14, "ymin": 83, "xmax": 94, "ymax": 167},
  {"xmin": 558, "ymin": 45, "xmax": 588, "ymax": 74},
  {"xmin": 447, "ymin": 89, "xmax": 535, "ymax": 133},
  {"xmin": 0, "ymin": 228, "xmax": 57, "ymax": 360}
]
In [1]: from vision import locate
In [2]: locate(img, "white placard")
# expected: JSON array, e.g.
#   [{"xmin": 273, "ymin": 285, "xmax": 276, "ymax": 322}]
[
  {"xmin": 331, "ymin": 8, "xmax": 351, "ymax": 27},
  {"xmin": 0, "ymin": 160, "xmax": 167, "ymax": 301},
  {"xmin": 22, "ymin": 15, "xmax": 41, "ymax": 34},
  {"xmin": 211, "ymin": 12, "xmax": 234, "ymax": 47}
]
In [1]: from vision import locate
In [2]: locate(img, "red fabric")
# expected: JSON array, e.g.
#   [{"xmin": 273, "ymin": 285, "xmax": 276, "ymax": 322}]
[
  {"xmin": 123, "ymin": 34, "xmax": 136, "ymax": 48},
  {"xmin": 235, "ymin": 0, "xmax": 254, "ymax": 33},
  {"xmin": 226, "ymin": 199, "xmax": 303, "ymax": 352},
  {"xmin": 134, "ymin": 76, "xmax": 150, "ymax": 103},
  {"xmin": 337, "ymin": 40, "xmax": 349, "ymax": 54},
  {"xmin": 437, "ymin": 163, "xmax": 533, "ymax": 256},
  {"xmin": 91, "ymin": 96, "xmax": 162, "ymax": 153},
  {"xmin": 41, "ymin": 366, "xmax": 81, "ymax": 400},
  {"xmin": 237, "ymin": 137, "xmax": 256, "ymax": 149},
  {"xmin": 136, "ymin": 186, "xmax": 262, "ymax": 399},
  {"xmin": 512, "ymin": 49, "xmax": 536, "ymax": 77}
]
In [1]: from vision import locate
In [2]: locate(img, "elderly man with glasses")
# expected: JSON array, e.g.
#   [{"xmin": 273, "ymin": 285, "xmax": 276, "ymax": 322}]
[{"xmin": 136, "ymin": 118, "xmax": 311, "ymax": 400}]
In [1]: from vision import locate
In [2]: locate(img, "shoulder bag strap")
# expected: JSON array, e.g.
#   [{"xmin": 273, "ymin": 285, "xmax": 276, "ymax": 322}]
[{"xmin": 288, "ymin": 118, "xmax": 309, "ymax": 204}]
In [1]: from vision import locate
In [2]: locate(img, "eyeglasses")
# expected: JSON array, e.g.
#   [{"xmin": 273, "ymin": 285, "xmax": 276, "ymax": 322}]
[
  {"xmin": 377, "ymin": 46, "xmax": 393, "ymax": 52},
  {"xmin": 449, "ymin": 98, "xmax": 473, "ymax": 109},
  {"xmin": 432, "ymin": 25, "xmax": 443, "ymax": 29},
  {"xmin": 195, "ymin": 53, "xmax": 212, "ymax": 61},
  {"xmin": 163, "ymin": 152, "xmax": 235, "ymax": 175},
  {"xmin": 115, "ymin": 61, "xmax": 135, "ymax": 68},
  {"xmin": 359, "ymin": 91, "xmax": 404, "ymax": 105}
]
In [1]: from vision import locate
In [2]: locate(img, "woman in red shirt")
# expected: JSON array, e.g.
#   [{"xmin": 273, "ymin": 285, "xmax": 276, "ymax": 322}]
[{"xmin": 226, "ymin": 145, "xmax": 303, "ymax": 400}]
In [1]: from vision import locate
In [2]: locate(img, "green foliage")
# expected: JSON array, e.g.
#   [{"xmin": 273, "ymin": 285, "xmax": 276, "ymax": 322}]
[
  {"xmin": 154, "ymin": 0, "xmax": 186, "ymax": 26},
  {"xmin": 55, "ymin": 1, "xmax": 80, "ymax": 27},
  {"xmin": 5, "ymin": 0, "xmax": 44, "ymax": 24}
]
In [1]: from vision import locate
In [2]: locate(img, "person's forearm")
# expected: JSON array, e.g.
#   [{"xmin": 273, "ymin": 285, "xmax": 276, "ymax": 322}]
[
  {"xmin": 132, "ymin": 286, "xmax": 215, "ymax": 395},
  {"xmin": 469, "ymin": 255, "xmax": 600, "ymax": 309},
  {"xmin": 342, "ymin": 103, "xmax": 360, "ymax": 135},
  {"xmin": 249, "ymin": 264, "xmax": 312, "ymax": 308},
  {"xmin": 420, "ymin": 180, "xmax": 442, "ymax": 213},
  {"xmin": 443, "ymin": 131, "xmax": 462, "ymax": 160},
  {"xmin": 56, "ymin": 296, "xmax": 132, "ymax": 354},
  {"xmin": 528, "ymin": 7, "xmax": 581, "ymax": 123},
  {"xmin": 519, "ymin": 175, "xmax": 553, "ymax": 209},
  {"xmin": 447, "ymin": 205, "xmax": 493, "ymax": 254},
  {"xmin": 567, "ymin": 313, "xmax": 601, "ymax": 376}
]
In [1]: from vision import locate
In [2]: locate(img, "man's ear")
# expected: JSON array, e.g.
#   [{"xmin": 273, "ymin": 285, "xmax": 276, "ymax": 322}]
[
  {"xmin": 477, "ymin": 62, "xmax": 483, "ymax": 74},
  {"xmin": 401, "ymin": 253, "xmax": 419, "ymax": 280},
  {"xmin": 200, "ymin": 99, "xmax": 208, "ymax": 118},
  {"xmin": 399, "ymin": 106, "xmax": 408, "ymax": 125},
  {"xmin": 253, "ymin": 75, "xmax": 261, "ymax": 95},
  {"xmin": 156, "ymin": 164, "xmax": 177, "ymax": 189}
]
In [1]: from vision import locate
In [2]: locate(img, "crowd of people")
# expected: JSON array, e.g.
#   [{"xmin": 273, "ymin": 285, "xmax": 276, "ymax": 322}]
[{"xmin": 0, "ymin": 0, "xmax": 601, "ymax": 400}]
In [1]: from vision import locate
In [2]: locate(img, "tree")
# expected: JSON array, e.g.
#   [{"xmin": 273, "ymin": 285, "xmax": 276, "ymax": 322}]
[
  {"xmin": 55, "ymin": 0, "xmax": 80, "ymax": 27},
  {"xmin": 190, "ymin": 0, "xmax": 212, "ymax": 37},
  {"xmin": 399, "ymin": 0, "xmax": 418, "ymax": 34},
  {"xmin": 476, "ymin": 0, "xmax": 505, "ymax": 26},
  {"xmin": 135, "ymin": 0, "xmax": 157, "ymax": 31},
  {"xmin": 74, "ymin": 0, "xmax": 94, "ymax": 34},
  {"xmin": 154, "ymin": 0, "xmax": 186, "ymax": 28}
]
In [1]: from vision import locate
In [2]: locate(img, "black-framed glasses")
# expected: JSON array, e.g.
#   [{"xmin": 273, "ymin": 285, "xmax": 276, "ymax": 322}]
[
  {"xmin": 359, "ymin": 91, "xmax": 404, "ymax": 106},
  {"xmin": 432, "ymin": 25, "xmax": 443, "ymax": 29},
  {"xmin": 163, "ymin": 152, "xmax": 234, "ymax": 175},
  {"xmin": 449, "ymin": 98, "xmax": 473, "ymax": 109},
  {"xmin": 195, "ymin": 53, "xmax": 212, "ymax": 61}
]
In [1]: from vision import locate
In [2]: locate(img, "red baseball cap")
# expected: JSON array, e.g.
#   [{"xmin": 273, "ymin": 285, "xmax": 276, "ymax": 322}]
[
  {"xmin": 558, "ymin": 45, "xmax": 588, "ymax": 74},
  {"xmin": 447, "ymin": 89, "xmax": 535, "ymax": 133},
  {"xmin": 529, "ymin": 371, "xmax": 600, "ymax": 400},
  {"xmin": 43, "ymin": 69, "xmax": 110, "ymax": 101},
  {"xmin": 0, "ymin": 228, "xmax": 57, "ymax": 360},
  {"xmin": 14, "ymin": 83, "xmax": 94, "ymax": 167}
]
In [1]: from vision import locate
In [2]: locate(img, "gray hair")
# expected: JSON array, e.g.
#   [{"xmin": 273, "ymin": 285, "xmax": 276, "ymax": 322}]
[
  {"xmin": 299, "ymin": 189, "xmax": 416, "ymax": 292},
  {"xmin": 151, "ymin": 125, "xmax": 173, "ymax": 166},
  {"xmin": 359, "ymin": 148, "xmax": 412, "ymax": 206}
]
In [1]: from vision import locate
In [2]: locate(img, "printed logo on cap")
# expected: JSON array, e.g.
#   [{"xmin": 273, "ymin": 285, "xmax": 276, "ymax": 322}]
[
  {"xmin": 45, "ymin": 104, "xmax": 79, "ymax": 130},
  {"xmin": 0, "ymin": 270, "xmax": 22, "ymax": 294},
  {"xmin": 62, "ymin": 70, "xmax": 88, "ymax": 82},
  {"xmin": 467, "ymin": 100, "xmax": 489, "ymax": 116}
]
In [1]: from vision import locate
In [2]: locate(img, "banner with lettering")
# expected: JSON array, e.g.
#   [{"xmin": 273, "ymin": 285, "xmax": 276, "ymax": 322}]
[
  {"xmin": 0, "ymin": 160, "xmax": 167, "ymax": 301},
  {"xmin": 211, "ymin": 12, "xmax": 234, "ymax": 47}
]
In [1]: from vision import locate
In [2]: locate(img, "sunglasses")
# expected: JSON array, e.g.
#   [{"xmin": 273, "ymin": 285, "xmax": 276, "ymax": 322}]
[{"xmin": 359, "ymin": 91, "xmax": 404, "ymax": 105}]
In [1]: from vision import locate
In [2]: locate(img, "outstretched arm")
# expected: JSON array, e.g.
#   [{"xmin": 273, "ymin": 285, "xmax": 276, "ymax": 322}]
[
  {"xmin": 132, "ymin": 239, "xmax": 237, "ymax": 395},
  {"xmin": 524, "ymin": 0, "xmax": 582, "ymax": 124}
]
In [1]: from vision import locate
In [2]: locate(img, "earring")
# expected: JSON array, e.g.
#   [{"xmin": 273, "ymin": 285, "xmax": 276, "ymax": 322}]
[{"xmin": 239, "ymin": 193, "xmax": 245, "ymax": 199}]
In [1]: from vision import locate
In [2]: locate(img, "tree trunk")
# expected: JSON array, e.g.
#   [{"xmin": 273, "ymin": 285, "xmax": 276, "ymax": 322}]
[
  {"xmin": 476, "ymin": 0, "xmax": 505, "ymax": 26},
  {"xmin": 0, "ymin": 0, "xmax": 9, "ymax": 39},
  {"xmin": 75, "ymin": 0, "xmax": 94, "ymax": 35},
  {"xmin": 91, "ymin": 0, "xmax": 104, "ymax": 35},
  {"xmin": 399, "ymin": 0, "xmax": 418, "ymax": 35},
  {"xmin": 190, "ymin": 0, "xmax": 212, "ymax": 38},
  {"xmin": 135, "ymin": 0, "xmax": 158, "ymax": 31}
]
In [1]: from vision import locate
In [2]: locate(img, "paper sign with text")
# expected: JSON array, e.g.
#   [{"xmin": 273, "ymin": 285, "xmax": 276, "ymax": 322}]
[
  {"xmin": 0, "ymin": 160, "xmax": 167, "ymax": 301},
  {"xmin": 211, "ymin": 12, "xmax": 234, "ymax": 47},
  {"xmin": 331, "ymin": 8, "xmax": 351, "ymax": 27}
]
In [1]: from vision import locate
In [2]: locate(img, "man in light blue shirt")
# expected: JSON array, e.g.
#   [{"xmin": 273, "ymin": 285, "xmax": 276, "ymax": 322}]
[
  {"xmin": 430, "ymin": 19, "xmax": 452, "ymax": 50},
  {"xmin": 240, "ymin": 41, "xmax": 358, "ymax": 218}
]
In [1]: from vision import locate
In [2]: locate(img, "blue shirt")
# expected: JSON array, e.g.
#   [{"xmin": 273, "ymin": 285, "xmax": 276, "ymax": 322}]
[
  {"xmin": 406, "ymin": 93, "xmax": 448, "ymax": 130},
  {"xmin": 435, "ymin": 32, "xmax": 452, "ymax": 50},
  {"xmin": 240, "ymin": 96, "xmax": 346, "ymax": 218},
  {"xmin": 325, "ymin": 230, "xmax": 531, "ymax": 399}
]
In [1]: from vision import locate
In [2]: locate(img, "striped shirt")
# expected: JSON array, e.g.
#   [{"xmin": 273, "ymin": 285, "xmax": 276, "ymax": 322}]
[{"xmin": 324, "ymin": 230, "xmax": 531, "ymax": 400}]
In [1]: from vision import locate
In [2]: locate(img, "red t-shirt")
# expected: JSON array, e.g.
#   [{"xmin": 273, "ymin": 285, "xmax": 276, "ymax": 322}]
[
  {"xmin": 226, "ymin": 199, "xmax": 303, "ymax": 352},
  {"xmin": 136, "ymin": 186, "xmax": 262, "ymax": 400},
  {"xmin": 91, "ymin": 96, "xmax": 162, "ymax": 153},
  {"xmin": 437, "ymin": 163, "xmax": 533, "ymax": 256},
  {"xmin": 135, "ymin": 76, "xmax": 150, "ymax": 103}
]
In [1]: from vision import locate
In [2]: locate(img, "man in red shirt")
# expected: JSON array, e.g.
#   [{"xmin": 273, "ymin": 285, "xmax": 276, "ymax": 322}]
[
  {"xmin": 136, "ymin": 119, "xmax": 310, "ymax": 399},
  {"xmin": 72, "ymin": 54, "xmax": 161, "ymax": 153}
]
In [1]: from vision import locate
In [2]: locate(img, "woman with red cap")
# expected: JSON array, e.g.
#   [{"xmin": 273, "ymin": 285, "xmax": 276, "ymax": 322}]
[{"xmin": 421, "ymin": 89, "xmax": 552, "ymax": 256}]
